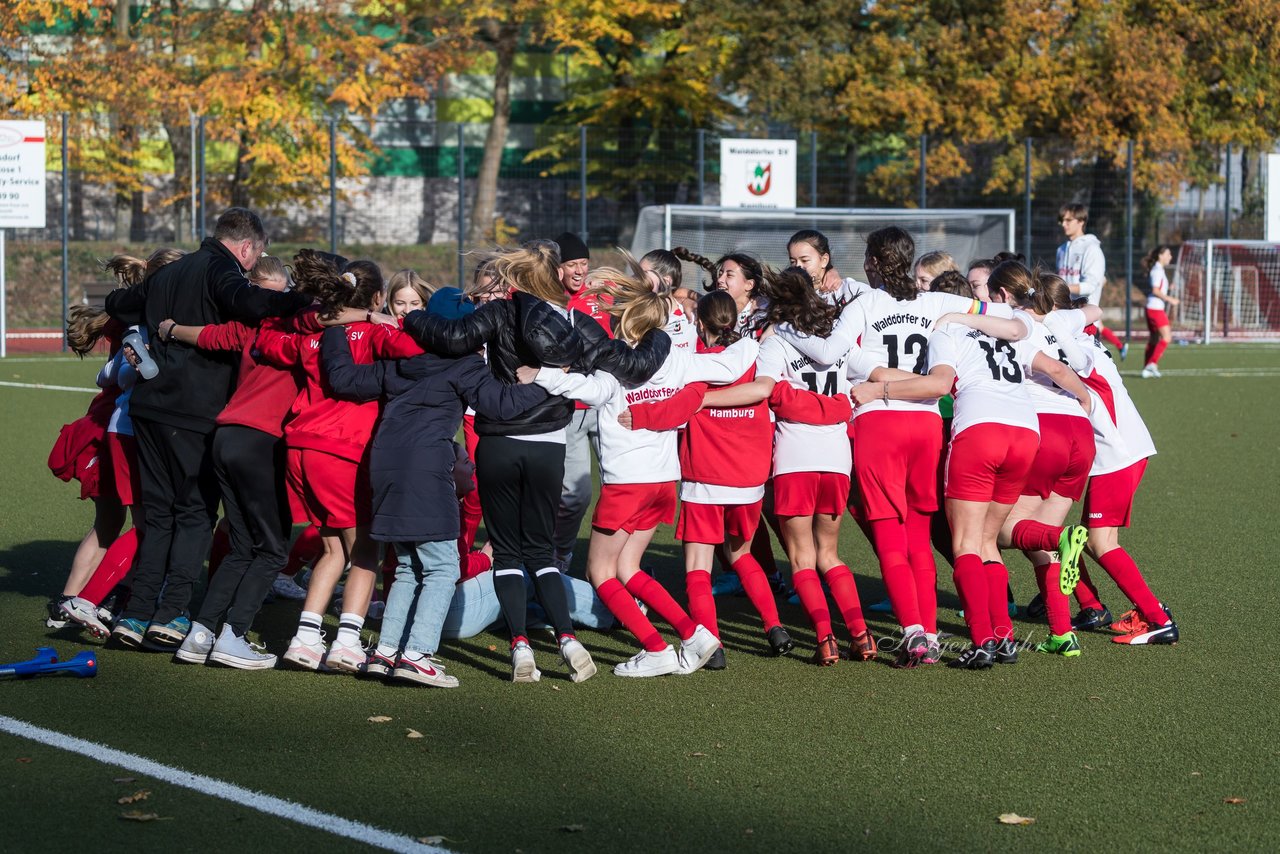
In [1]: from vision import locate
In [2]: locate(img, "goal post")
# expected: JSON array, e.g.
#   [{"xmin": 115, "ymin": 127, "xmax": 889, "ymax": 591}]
[
  {"xmin": 1171, "ymin": 240, "xmax": 1280, "ymax": 343},
  {"xmin": 630, "ymin": 205, "xmax": 1016, "ymax": 290}
]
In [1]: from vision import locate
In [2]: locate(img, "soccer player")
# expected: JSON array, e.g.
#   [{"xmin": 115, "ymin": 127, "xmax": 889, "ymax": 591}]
[{"xmin": 1141, "ymin": 245, "xmax": 1179, "ymax": 378}]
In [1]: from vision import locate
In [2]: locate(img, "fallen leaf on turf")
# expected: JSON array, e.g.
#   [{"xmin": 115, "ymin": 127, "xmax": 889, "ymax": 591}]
[
  {"xmin": 1224, "ymin": 798, "xmax": 1247, "ymax": 804},
  {"xmin": 1083, "ymin": 764, "xmax": 1094, "ymax": 770},
  {"xmin": 16, "ymin": 758, "xmax": 32, "ymax": 764},
  {"xmin": 689, "ymin": 752, "xmax": 707, "ymax": 757},
  {"xmin": 367, "ymin": 715, "xmax": 392, "ymax": 723},
  {"xmin": 1191, "ymin": 771, "xmax": 1202, "ymax": 777},
  {"xmin": 551, "ymin": 685, "xmax": 561, "ymax": 692},
  {"xmin": 488, "ymin": 645, "xmax": 497, "ymax": 652},
  {"xmin": 406, "ymin": 728, "xmax": 425, "ymax": 739},
  {"xmin": 744, "ymin": 828, "xmax": 753, "ymax": 835},
  {"xmin": 560, "ymin": 824, "xmax": 585, "ymax": 833},
  {"xmin": 1088, "ymin": 696, "xmax": 1103, "ymax": 701},
  {"xmin": 117, "ymin": 790, "xmax": 151, "ymax": 805},
  {"xmin": 998, "ymin": 813, "xmax": 1036, "ymax": 825},
  {"xmin": 119, "ymin": 811, "xmax": 164, "ymax": 822},
  {"xmin": 113, "ymin": 777, "xmax": 136, "ymax": 783}
]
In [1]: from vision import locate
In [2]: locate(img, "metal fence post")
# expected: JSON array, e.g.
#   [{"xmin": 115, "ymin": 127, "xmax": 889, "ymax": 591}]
[
  {"xmin": 197, "ymin": 116, "xmax": 206, "ymax": 238},
  {"xmin": 328, "ymin": 118, "xmax": 337, "ymax": 255},
  {"xmin": 919, "ymin": 134, "xmax": 927, "ymax": 208},
  {"xmin": 696, "ymin": 129, "xmax": 705, "ymax": 205},
  {"xmin": 1023, "ymin": 138, "xmax": 1033, "ymax": 261},
  {"xmin": 1224, "ymin": 142, "xmax": 1233, "ymax": 240},
  {"xmin": 61, "ymin": 112, "xmax": 68, "ymax": 352},
  {"xmin": 189, "ymin": 111, "xmax": 197, "ymax": 242},
  {"xmin": 1125, "ymin": 140, "xmax": 1134, "ymax": 344},
  {"xmin": 579, "ymin": 125, "xmax": 588, "ymax": 243},
  {"xmin": 457, "ymin": 123, "xmax": 466, "ymax": 289},
  {"xmin": 810, "ymin": 130, "xmax": 818, "ymax": 207}
]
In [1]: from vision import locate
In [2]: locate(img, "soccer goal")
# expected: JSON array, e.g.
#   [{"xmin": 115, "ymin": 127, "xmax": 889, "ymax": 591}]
[
  {"xmin": 1171, "ymin": 240, "xmax": 1280, "ymax": 343},
  {"xmin": 630, "ymin": 205, "xmax": 1015, "ymax": 291}
]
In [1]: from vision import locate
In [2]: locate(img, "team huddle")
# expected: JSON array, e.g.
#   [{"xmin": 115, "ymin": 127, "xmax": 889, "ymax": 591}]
[{"xmin": 43, "ymin": 203, "xmax": 1179, "ymax": 687}]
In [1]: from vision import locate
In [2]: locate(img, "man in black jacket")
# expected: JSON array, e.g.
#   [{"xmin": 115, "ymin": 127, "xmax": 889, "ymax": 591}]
[{"xmin": 104, "ymin": 207, "xmax": 310, "ymax": 650}]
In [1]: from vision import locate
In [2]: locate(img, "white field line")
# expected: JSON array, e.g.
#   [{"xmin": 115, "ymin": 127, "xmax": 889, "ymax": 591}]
[
  {"xmin": 1120, "ymin": 367, "xmax": 1280, "ymax": 378},
  {"xmin": 0, "ymin": 715, "xmax": 451, "ymax": 854},
  {"xmin": 0, "ymin": 357, "xmax": 84, "ymax": 363},
  {"xmin": 0, "ymin": 380, "xmax": 98, "ymax": 393}
]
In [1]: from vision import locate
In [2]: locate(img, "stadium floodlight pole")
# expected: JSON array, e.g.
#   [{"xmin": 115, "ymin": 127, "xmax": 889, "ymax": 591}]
[
  {"xmin": 919, "ymin": 134, "xmax": 927, "ymax": 208},
  {"xmin": 457, "ymin": 123, "xmax": 466, "ymax": 289},
  {"xmin": 1023, "ymin": 138, "xmax": 1033, "ymax": 261},
  {"xmin": 1126, "ymin": 140, "xmax": 1134, "ymax": 344},
  {"xmin": 579, "ymin": 125, "xmax": 588, "ymax": 244},
  {"xmin": 696, "ymin": 129, "xmax": 705, "ymax": 205},
  {"xmin": 1225, "ymin": 143, "xmax": 1233, "ymax": 240},
  {"xmin": 329, "ymin": 117, "xmax": 337, "ymax": 255},
  {"xmin": 61, "ymin": 112, "xmax": 68, "ymax": 353}
]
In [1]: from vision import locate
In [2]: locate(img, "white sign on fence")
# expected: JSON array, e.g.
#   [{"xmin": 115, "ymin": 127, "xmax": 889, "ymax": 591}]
[
  {"xmin": 0, "ymin": 120, "xmax": 46, "ymax": 228},
  {"xmin": 720, "ymin": 138, "xmax": 796, "ymax": 209},
  {"xmin": 1266, "ymin": 153, "xmax": 1280, "ymax": 242}
]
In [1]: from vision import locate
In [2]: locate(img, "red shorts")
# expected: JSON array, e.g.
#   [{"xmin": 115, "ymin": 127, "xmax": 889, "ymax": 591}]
[
  {"xmin": 853, "ymin": 410, "xmax": 943, "ymax": 521},
  {"xmin": 286, "ymin": 447, "xmax": 369, "ymax": 529},
  {"xmin": 773, "ymin": 471, "xmax": 851, "ymax": 517},
  {"xmin": 1145, "ymin": 308, "xmax": 1170, "ymax": 329},
  {"xmin": 592, "ymin": 482, "xmax": 677, "ymax": 533},
  {"xmin": 677, "ymin": 499, "xmax": 764, "ymax": 545},
  {"xmin": 945, "ymin": 423, "xmax": 1039, "ymax": 504},
  {"xmin": 1083, "ymin": 459, "xmax": 1147, "ymax": 528},
  {"xmin": 106, "ymin": 432, "xmax": 140, "ymax": 507},
  {"xmin": 1022, "ymin": 414, "xmax": 1095, "ymax": 501}
]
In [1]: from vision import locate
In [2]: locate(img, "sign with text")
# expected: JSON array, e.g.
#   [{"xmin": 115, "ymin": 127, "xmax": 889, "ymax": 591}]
[
  {"xmin": 720, "ymin": 138, "xmax": 796, "ymax": 209},
  {"xmin": 0, "ymin": 120, "xmax": 46, "ymax": 229}
]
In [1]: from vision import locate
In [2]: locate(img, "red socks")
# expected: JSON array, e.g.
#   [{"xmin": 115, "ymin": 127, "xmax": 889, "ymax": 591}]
[
  {"xmin": 906, "ymin": 511, "xmax": 938, "ymax": 633},
  {"xmin": 1145, "ymin": 338, "xmax": 1168, "ymax": 368},
  {"xmin": 1034, "ymin": 561, "xmax": 1073, "ymax": 636},
  {"xmin": 78, "ymin": 527, "xmax": 138, "ymax": 605},
  {"xmin": 984, "ymin": 560, "xmax": 1012, "ymax": 640},
  {"xmin": 625, "ymin": 570, "xmax": 698, "ymax": 640},
  {"xmin": 870, "ymin": 517, "xmax": 920, "ymax": 629},
  {"xmin": 791, "ymin": 568, "xmax": 832, "ymax": 638},
  {"xmin": 731, "ymin": 554, "xmax": 780, "ymax": 631},
  {"xmin": 952, "ymin": 553, "xmax": 993, "ymax": 645},
  {"xmin": 1100, "ymin": 326, "xmax": 1124, "ymax": 349},
  {"xmin": 1010, "ymin": 520, "xmax": 1063, "ymax": 553},
  {"xmin": 284, "ymin": 525, "xmax": 323, "ymax": 577},
  {"xmin": 824, "ymin": 564, "xmax": 868, "ymax": 634},
  {"xmin": 1073, "ymin": 562, "xmax": 1105, "ymax": 611},
  {"xmin": 598, "ymin": 578, "xmax": 666, "ymax": 652},
  {"xmin": 749, "ymin": 521, "xmax": 780, "ymax": 575},
  {"xmin": 685, "ymin": 570, "xmax": 719, "ymax": 639},
  {"xmin": 1095, "ymin": 547, "xmax": 1165, "ymax": 623}
]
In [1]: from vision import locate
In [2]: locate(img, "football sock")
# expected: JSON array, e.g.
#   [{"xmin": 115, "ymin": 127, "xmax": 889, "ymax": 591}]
[
  {"xmin": 824, "ymin": 564, "xmax": 868, "ymax": 634},
  {"xmin": 1010, "ymin": 519, "xmax": 1063, "ymax": 552},
  {"xmin": 731, "ymin": 554, "xmax": 780, "ymax": 631},
  {"xmin": 906, "ymin": 511, "xmax": 940, "ymax": 633},
  {"xmin": 1073, "ymin": 562, "xmax": 1105, "ymax": 610},
  {"xmin": 1095, "ymin": 547, "xmax": 1166, "ymax": 624},
  {"xmin": 626, "ymin": 570, "xmax": 697, "ymax": 640},
  {"xmin": 284, "ymin": 525, "xmax": 322, "ymax": 577},
  {"xmin": 952, "ymin": 553, "xmax": 994, "ymax": 645},
  {"xmin": 791, "ymin": 568, "xmax": 833, "ymax": 638},
  {"xmin": 684, "ymin": 570, "xmax": 719, "ymax": 639},
  {"xmin": 79, "ymin": 527, "xmax": 138, "ymax": 605},
  {"xmin": 297, "ymin": 610, "xmax": 324, "ymax": 645},
  {"xmin": 1034, "ymin": 561, "xmax": 1073, "ymax": 636},
  {"xmin": 1100, "ymin": 326, "xmax": 1124, "ymax": 349},
  {"xmin": 984, "ymin": 561, "xmax": 1013, "ymax": 640},
  {"xmin": 599, "ymin": 578, "xmax": 666, "ymax": 652},
  {"xmin": 871, "ymin": 517, "xmax": 920, "ymax": 629}
]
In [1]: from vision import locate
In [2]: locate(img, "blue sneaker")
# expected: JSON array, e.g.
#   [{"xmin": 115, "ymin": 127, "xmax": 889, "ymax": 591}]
[
  {"xmin": 711, "ymin": 572, "xmax": 745, "ymax": 597},
  {"xmin": 868, "ymin": 597, "xmax": 894, "ymax": 613},
  {"xmin": 144, "ymin": 614, "xmax": 191, "ymax": 648},
  {"xmin": 111, "ymin": 616, "xmax": 148, "ymax": 648}
]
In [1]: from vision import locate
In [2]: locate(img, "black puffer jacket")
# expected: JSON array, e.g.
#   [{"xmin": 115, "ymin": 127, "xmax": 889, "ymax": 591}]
[{"xmin": 403, "ymin": 292, "xmax": 671, "ymax": 436}]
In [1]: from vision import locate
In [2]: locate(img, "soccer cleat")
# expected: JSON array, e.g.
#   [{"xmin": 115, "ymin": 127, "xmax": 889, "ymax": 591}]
[
  {"xmin": 1119, "ymin": 342, "xmax": 1130, "ymax": 361},
  {"xmin": 994, "ymin": 637, "xmax": 1019, "ymax": 665},
  {"xmin": 947, "ymin": 640, "xmax": 997, "ymax": 670},
  {"xmin": 209, "ymin": 625, "xmax": 278, "ymax": 670},
  {"xmin": 1108, "ymin": 609, "xmax": 1144, "ymax": 634},
  {"xmin": 45, "ymin": 597, "xmax": 71, "ymax": 629},
  {"xmin": 392, "ymin": 654, "xmax": 459, "ymax": 688},
  {"xmin": 1073, "ymin": 606, "xmax": 1114, "ymax": 632},
  {"xmin": 704, "ymin": 647, "xmax": 727, "ymax": 671},
  {"xmin": 559, "ymin": 636, "xmax": 597, "ymax": 683},
  {"xmin": 921, "ymin": 638, "xmax": 943, "ymax": 665},
  {"xmin": 676, "ymin": 625, "xmax": 721, "ymax": 674},
  {"xmin": 1035, "ymin": 631, "xmax": 1082, "ymax": 657},
  {"xmin": 1112, "ymin": 604, "xmax": 1179, "ymax": 645},
  {"xmin": 111, "ymin": 616, "xmax": 148, "ymax": 648},
  {"xmin": 1057, "ymin": 526, "xmax": 1088, "ymax": 595},
  {"xmin": 767, "ymin": 625, "xmax": 795, "ymax": 656},
  {"xmin": 1140, "ymin": 365, "xmax": 1155, "ymax": 379},
  {"xmin": 362, "ymin": 650, "xmax": 397, "ymax": 679},
  {"xmin": 59, "ymin": 596, "xmax": 110, "ymax": 639},
  {"xmin": 812, "ymin": 633, "xmax": 840, "ymax": 667},
  {"xmin": 613, "ymin": 645, "xmax": 680, "ymax": 678},
  {"xmin": 1025, "ymin": 593, "xmax": 1047, "ymax": 619},
  {"xmin": 868, "ymin": 597, "xmax": 894, "ymax": 613},
  {"xmin": 711, "ymin": 571, "xmax": 745, "ymax": 597},
  {"xmin": 282, "ymin": 634, "xmax": 327, "ymax": 671},
  {"xmin": 324, "ymin": 639, "xmax": 367, "ymax": 674},
  {"xmin": 894, "ymin": 631, "xmax": 929, "ymax": 669},
  {"xmin": 270, "ymin": 573, "xmax": 309, "ymax": 601},
  {"xmin": 511, "ymin": 640, "xmax": 541, "ymax": 683},
  {"xmin": 98, "ymin": 586, "xmax": 127, "ymax": 624},
  {"xmin": 1148, "ymin": 364, "xmax": 1162, "ymax": 378},
  {"xmin": 144, "ymin": 614, "xmax": 191, "ymax": 648},
  {"xmin": 174, "ymin": 622, "xmax": 216, "ymax": 664},
  {"xmin": 849, "ymin": 630, "xmax": 878, "ymax": 662}
]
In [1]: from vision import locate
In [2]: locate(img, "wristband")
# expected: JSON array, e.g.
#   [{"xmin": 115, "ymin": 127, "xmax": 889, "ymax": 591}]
[
  {"xmin": 165, "ymin": 323, "xmax": 176, "ymax": 342},
  {"xmin": 366, "ymin": 310, "xmax": 373, "ymax": 324}
]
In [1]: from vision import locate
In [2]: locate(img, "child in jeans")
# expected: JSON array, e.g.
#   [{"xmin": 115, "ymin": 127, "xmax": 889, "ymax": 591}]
[{"xmin": 320, "ymin": 288, "xmax": 549, "ymax": 687}]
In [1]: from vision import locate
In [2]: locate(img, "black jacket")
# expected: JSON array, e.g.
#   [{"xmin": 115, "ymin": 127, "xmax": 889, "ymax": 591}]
[
  {"xmin": 402, "ymin": 292, "xmax": 671, "ymax": 436},
  {"xmin": 320, "ymin": 327, "xmax": 547, "ymax": 543},
  {"xmin": 105, "ymin": 238, "xmax": 310, "ymax": 432}
]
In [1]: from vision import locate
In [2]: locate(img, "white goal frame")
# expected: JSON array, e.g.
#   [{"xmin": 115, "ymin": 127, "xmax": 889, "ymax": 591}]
[{"xmin": 1173, "ymin": 239, "xmax": 1280, "ymax": 344}]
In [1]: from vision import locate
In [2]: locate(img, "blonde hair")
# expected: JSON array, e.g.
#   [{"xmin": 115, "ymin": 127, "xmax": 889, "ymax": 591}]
[
  {"xmin": 584, "ymin": 268, "xmax": 668, "ymax": 345},
  {"xmin": 492, "ymin": 243, "xmax": 567, "ymax": 306},
  {"xmin": 915, "ymin": 250, "xmax": 959, "ymax": 280},
  {"xmin": 102, "ymin": 247, "xmax": 186, "ymax": 287},
  {"xmin": 250, "ymin": 255, "xmax": 290, "ymax": 287},
  {"xmin": 387, "ymin": 269, "xmax": 436, "ymax": 306},
  {"xmin": 66, "ymin": 306, "xmax": 114, "ymax": 357}
]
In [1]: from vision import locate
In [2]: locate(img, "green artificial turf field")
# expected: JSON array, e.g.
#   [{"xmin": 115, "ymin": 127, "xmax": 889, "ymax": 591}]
[{"xmin": 1, "ymin": 345, "xmax": 1278, "ymax": 852}]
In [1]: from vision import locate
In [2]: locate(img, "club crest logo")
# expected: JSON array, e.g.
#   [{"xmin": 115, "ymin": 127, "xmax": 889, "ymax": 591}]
[{"xmin": 746, "ymin": 161, "xmax": 772, "ymax": 196}]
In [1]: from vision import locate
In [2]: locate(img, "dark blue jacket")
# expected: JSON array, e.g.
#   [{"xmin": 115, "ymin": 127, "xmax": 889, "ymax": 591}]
[{"xmin": 320, "ymin": 327, "xmax": 547, "ymax": 544}]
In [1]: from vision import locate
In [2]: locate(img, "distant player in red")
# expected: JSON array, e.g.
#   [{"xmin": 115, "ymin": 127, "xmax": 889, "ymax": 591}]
[{"xmin": 1141, "ymin": 245, "xmax": 1179, "ymax": 378}]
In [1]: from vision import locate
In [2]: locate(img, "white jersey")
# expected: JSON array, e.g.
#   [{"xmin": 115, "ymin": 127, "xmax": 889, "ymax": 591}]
[
  {"xmin": 734, "ymin": 296, "xmax": 769, "ymax": 339},
  {"xmin": 1074, "ymin": 332, "xmax": 1157, "ymax": 475},
  {"xmin": 755, "ymin": 335, "xmax": 851, "ymax": 477},
  {"xmin": 533, "ymin": 338, "xmax": 758, "ymax": 485},
  {"xmin": 817, "ymin": 277, "xmax": 867, "ymax": 309},
  {"xmin": 1012, "ymin": 318, "xmax": 1090, "ymax": 420},
  {"xmin": 1147, "ymin": 263, "xmax": 1170, "ymax": 311},
  {"xmin": 663, "ymin": 301, "xmax": 698, "ymax": 353},
  {"xmin": 928, "ymin": 312, "xmax": 1039, "ymax": 437}
]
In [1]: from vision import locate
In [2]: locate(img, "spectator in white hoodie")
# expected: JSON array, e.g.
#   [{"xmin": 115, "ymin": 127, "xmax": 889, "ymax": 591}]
[{"xmin": 1056, "ymin": 202, "xmax": 1127, "ymax": 357}]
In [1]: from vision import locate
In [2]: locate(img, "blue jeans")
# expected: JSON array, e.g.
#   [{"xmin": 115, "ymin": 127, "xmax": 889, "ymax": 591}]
[
  {"xmin": 382, "ymin": 540, "xmax": 460, "ymax": 656},
  {"xmin": 441, "ymin": 569, "xmax": 617, "ymax": 640}
]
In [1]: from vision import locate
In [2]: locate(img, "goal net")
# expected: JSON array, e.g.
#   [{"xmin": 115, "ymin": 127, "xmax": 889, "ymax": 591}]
[
  {"xmin": 1171, "ymin": 240, "xmax": 1280, "ymax": 342},
  {"xmin": 631, "ymin": 205, "xmax": 1015, "ymax": 291}
]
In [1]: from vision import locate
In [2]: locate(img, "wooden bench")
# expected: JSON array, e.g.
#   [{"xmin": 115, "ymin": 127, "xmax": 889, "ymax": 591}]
[{"xmin": 82, "ymin": 281, "xmax": 115, "ymax": 308}]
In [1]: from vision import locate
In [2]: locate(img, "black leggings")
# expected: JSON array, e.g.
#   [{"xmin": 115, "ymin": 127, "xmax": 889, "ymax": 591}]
[
  {"xmin": 475, "ymin": 434, "xmax": 574, "ymax": 639},
  {"xmin": 196, "ymin": 425, "xmax": 292, "ymax": 635}
]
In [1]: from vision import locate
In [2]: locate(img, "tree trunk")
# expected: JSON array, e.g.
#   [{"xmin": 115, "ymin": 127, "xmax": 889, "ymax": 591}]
[
  {"xmin": 164, "ymin": 117, "xmax": 192, "ymax": 243},
  {"xmin": 111, "ymin": 0, "xmax": 132, "ymax": 241},
  {"xmin": 467, "ymin": 20, "xmax": 519, "ymax": 246},
  {"xmin": 844, "ymin": 140, "xmax": 858, "ymax": 206},
  {"xmin": 230, "ymin": 129, "xmax": 254, "ymax": 209}
]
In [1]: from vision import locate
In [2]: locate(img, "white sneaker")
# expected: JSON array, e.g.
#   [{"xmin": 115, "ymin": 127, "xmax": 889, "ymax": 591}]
[
  {"xmin": 675, "ymin": 625, "xmax": 721, "ymax": 675},
  {"xmin": 511, "ymin": 640, "xmax": 541, "ymax": 683},
  {"xmin": 324, "ymin": 638, "xmax": 367, "ymax": 674},
  {"xmin": 1141, "ymin": 365, "xmax": 1155, "ymax": 379},
  {"xmin": 60, "ymin": 596, "xmax": 110, "ymax": 639},
  {"xmin": 270, "ymin": 573, "xmax": 308, "ymax": 601},
  {"xmin": 282, "ymin": 633, "xmax": 327, "ymax": 671},
  {"xmin": 209, "ymin": 625, "xmax": 277, "ymax": 670},
  {"xmin": 392, "ymin": 654, "xmax": 459, "ymax": 688},
  {"xmin": 613, "ymin": 645, "xmax": 680, "ymax": 678},
  {"xmin": 174, "ymin": 622, "xmax": 216, "ymax": 664},
  {"xmin": 1149, "ymin": 363, "xmax": 1162, "ymax": 378},
  {"xmin": 559, "ymin": 637, "xmax": 597, "ymax": 683}
]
